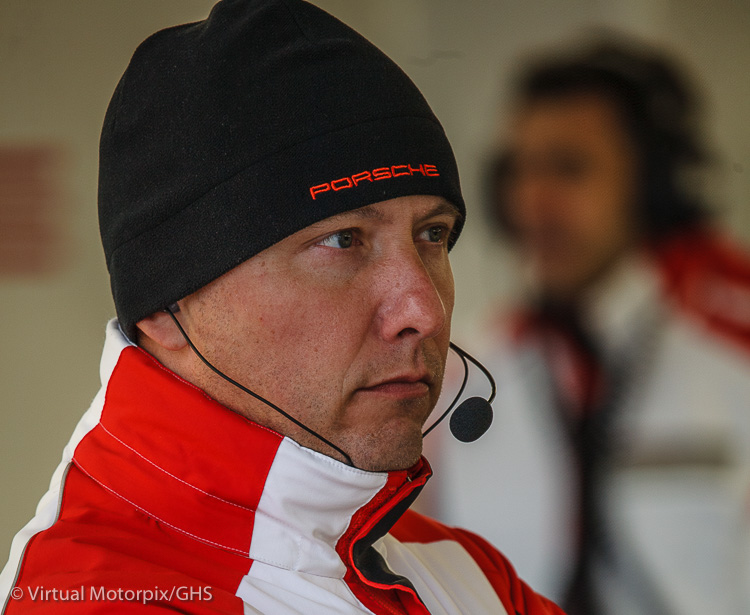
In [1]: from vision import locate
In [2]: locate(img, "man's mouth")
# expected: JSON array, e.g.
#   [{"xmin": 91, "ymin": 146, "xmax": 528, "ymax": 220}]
[{"xmin": 358, "ymin": 373, "xmax": 432, "ymax": 400}]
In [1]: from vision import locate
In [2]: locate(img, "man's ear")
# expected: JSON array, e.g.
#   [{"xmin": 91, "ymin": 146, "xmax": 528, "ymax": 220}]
[{"xmin": 135, "ymin": 309, "xmax": 187, "ymax": 352}]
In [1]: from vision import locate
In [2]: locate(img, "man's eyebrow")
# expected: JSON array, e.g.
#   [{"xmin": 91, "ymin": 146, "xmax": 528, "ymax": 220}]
[
  {"xmin": 307, "ymin": 200, "xmax": 462, "ymax": 231},
  {"xmin": 416, "ymin": 201, "xmax": 463, "ymax": 225},
  {"xmin": 306, "ymin": 205, "xmax": 385, "ymax": 230}
]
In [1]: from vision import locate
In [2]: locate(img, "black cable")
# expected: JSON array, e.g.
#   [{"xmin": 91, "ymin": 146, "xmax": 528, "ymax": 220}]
[
  {"xmin": 165, "ymin": 308, "xmax": 355, "ymax": 466},
  {"xmin": 421, "ymin": 344, "xmax": 468, "ymax": 438}
]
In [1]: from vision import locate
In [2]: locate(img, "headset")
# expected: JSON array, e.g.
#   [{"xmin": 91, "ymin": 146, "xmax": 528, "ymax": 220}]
[{"xmin": 165, "ymin": 305, "xmax": 495, "ymax": 467}]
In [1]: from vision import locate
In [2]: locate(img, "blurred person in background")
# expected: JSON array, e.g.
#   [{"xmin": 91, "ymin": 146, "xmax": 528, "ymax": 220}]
[{"xmin": 429, "ymin": 36, "xmax": 750, "ymax": 615}]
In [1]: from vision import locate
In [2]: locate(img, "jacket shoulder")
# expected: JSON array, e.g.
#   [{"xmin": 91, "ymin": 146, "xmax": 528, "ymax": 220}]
[
  {"xmin": 653, "ymin": 228, "xmax": 750, "ymax": 356},
  {"xmin": 2, "ymin": 465, "xmax": 247, "ymax": 614}
]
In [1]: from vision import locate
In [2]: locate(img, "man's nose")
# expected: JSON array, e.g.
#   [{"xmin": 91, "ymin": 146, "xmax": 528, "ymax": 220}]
[{"xmin": 375, "ymin": 249, "xmax": 449, "ymax": 342}]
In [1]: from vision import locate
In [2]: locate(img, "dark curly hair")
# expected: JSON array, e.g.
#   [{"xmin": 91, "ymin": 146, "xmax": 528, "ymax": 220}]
[{"xmin": 487, "ymin": 36, "xmax": 711, "ymax": 240}]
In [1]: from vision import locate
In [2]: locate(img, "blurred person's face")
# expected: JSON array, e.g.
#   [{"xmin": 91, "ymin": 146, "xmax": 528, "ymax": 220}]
[{"xmin": 504, "ymin": 93, "xmax": 640, "ymax": 300}]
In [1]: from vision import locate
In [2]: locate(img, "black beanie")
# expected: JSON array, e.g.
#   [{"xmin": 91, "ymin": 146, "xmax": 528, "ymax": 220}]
[{"xmin": 99, "ymin": 0, "xmax": 465, "ymax": 339}]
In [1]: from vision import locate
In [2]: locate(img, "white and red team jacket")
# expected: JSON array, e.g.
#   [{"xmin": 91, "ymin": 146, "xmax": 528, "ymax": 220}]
[
  {"xmin": 0, "ymin": 320, "xmax": 563, "ymax": 614},
  {"xmin": 429, "ymin": 229, "xmax": 750, "ymax": 615}
]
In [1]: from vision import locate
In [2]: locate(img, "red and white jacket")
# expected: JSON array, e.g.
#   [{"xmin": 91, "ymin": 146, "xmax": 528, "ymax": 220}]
[{"xmin": 0, "ymin": 321, "xmax": 562, "ymax": 614}]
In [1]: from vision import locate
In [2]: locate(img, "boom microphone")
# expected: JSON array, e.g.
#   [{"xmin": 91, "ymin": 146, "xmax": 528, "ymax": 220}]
[
  {"xmin": 165, "ymin": 307, "xmax": 495, "ymax": 466},
  {"xmin": 449, "ymin": 397, "xmax": 494, "ymax": 442},
  {"xmin": 422, "ymin": 342, "xmax": 496, "ymax": 442}
]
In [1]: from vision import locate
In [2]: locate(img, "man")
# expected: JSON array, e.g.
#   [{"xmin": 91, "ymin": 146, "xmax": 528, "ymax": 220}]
[
  {"xmin": 429, "ymin": 39, "xmax": 750, "ymax": 615},
  {"xmin": 0, "ymin": 1, "xmax": 563, "ymax": 613}
]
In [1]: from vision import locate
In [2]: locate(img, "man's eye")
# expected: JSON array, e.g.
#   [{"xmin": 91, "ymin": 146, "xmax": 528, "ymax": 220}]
[
  {"xmin": 317, "ymin": 230, "xmax": 354, "ymax": 249},
  {"xmin": 421, "ymin": 225, "xmax": 447, "ymax": 243}
]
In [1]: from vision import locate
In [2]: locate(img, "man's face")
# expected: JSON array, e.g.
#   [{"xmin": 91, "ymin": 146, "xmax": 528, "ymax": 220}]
[
  {"xmin": 503, "ymin": 93, "xmax": 640, "ymax": 299},
  {"xmin": 177, "ymin": 195, "xmax": 458, "ymax": 471}
]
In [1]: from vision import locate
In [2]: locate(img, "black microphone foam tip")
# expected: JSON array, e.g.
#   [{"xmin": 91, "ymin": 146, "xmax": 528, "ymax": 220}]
[{"xmin": 449, "ymin": 397, "xmax": 493, "ymax": 443}]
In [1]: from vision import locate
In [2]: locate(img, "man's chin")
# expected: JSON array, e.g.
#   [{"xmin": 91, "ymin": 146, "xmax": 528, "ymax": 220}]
[
  {"xmin": 346, "ymin": 423, "xmax": 425, "ymax": 472},
  {"xmin": 356, "ymin": 451, "xmax": 423, "ymax": 473}
]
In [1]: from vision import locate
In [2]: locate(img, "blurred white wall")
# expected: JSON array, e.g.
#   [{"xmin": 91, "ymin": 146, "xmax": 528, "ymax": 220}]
[{"xmin": 1, "ymin": 0, "xmax": 748, "ymax": 561}]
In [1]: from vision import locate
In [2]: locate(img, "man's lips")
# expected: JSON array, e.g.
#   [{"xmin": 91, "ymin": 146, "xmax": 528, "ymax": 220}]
[{"xmin": 357, "ymin": 374, "xmax": 432, "ymax": 400}]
